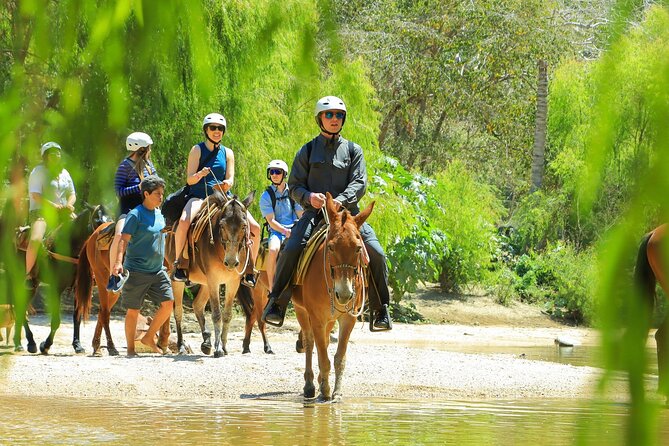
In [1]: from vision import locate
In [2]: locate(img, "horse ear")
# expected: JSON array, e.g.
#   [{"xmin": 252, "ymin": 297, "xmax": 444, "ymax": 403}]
[
  {"xmin": 242, "ymin": 190, "xmax": 255, "ymax": 208},
  {"xmin": 353, "ymin": 201, "xmax": 375, "ymax": 228},
  {"xmin": 325, "ymin": 192, "xmax": 338, "ymax": 219}
]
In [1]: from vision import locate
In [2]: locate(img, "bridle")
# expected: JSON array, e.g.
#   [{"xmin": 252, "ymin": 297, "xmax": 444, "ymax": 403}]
[
  {"xmin": 321, "ymin": 208, "xmax": 367, "ymax": 318},
  {"xmin": 211, "ymin": 196, "xmax": 251, "ymax": 277}
]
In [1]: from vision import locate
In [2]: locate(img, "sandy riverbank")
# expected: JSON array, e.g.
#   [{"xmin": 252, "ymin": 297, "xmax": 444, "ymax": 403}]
[{"xmin": 0, "ymin": 290, "xmax": 637, "ymax": 402}]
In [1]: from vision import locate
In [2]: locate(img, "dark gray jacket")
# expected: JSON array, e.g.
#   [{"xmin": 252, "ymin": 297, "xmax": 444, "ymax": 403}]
[{"xmin": 288, "ymin": 134, "xmax": 366, "ymax": 215}]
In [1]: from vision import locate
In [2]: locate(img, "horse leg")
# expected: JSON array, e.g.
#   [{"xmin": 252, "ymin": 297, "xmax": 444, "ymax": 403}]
[
  {"xmin": 40, "ymin": 297, "xmax": 61, "ymax": 355},
  {"xmin": 209, "ymin": 285, "xmax": 226, "ymax": 358},
  {"xmin": 172, "ymin": 281, "xmax": 188, "ymax": 355},
  {"xmin": 295, "ymin": 308, "xmax": 315, "ymax": 398},
  {"xmin": 242, "ymin": 306, "xmax": 253, "ymax": 354},
  {"xmin": 312, "ymin": 321, "xmax": 332, "ymax": 401},
  {"xmin": 72, "ymin": 307, "xmax": 87, "ymax": 354},
  {"xmin": 656, "ymin": 313, "xmax": 669, "ymax": 401},
  {"xmin": 13, "ymin": 289, "xmax": 33, "ymax": 352},
  {"xmin": 332, "ymin": 316, "xmax": 355, "ymax": 400},
  {"xmin": 100, "ymin": 289, "xmax": 120, "ymax": 356},
  {"xmin": 219, "ymin": 282, "xmax": 240, "ymax": 356},
  {"xmin": 193, "ymin": 285, "xmax": 211, "ymax": 355}
]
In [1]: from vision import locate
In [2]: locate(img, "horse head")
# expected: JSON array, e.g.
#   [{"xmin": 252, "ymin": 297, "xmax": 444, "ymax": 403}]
[
  {"xmin": 213, "ymin": 191, "xmax": 255, "ymax": 271},
  {"xmin": 324, "ymin": 192, "xmax": 375, "ymax": 305},
  {"xmin": 89, "ymin": 203, "xmax": 112, "ymax": 231}
]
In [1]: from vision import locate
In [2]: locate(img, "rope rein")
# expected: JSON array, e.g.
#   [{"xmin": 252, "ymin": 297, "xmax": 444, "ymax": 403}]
[{"xmin": 321, "ymin": 207, "xmax": 367, "ymax": 319}]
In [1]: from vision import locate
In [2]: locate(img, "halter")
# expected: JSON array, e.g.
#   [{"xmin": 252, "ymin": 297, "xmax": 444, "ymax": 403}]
[{"xmin": 321, "ymin": 207, "xmax": 367, "ymax": 318}]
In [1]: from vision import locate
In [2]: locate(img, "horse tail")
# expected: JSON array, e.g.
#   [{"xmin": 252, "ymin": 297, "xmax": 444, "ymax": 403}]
[
  {"xmin": 74, "ymin": 235, "xmax": 94, "ymax": 322},
  {"xmin": 236, "ymin": 285, "xmax": 254, "ymax": 319},
  {"xmin": 634, "ymin": 232, "xmax": 656, "ymax": 311}
]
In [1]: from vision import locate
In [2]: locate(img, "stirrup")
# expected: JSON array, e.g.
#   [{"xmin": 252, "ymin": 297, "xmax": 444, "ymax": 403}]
[
  {"xmin": 369, "ymin": 305, "xmax": 392, "ymax": 332},
  {"xmin": 172, "ymin": 268, "xmax": 189, "ymax": 282},
  {"xmin": 262, "ymin": 299, "xmax": 286, "ymax": 327},
  {"xmin": 241, "ymin": 270, "xmax": 259, "ymax": 288}
]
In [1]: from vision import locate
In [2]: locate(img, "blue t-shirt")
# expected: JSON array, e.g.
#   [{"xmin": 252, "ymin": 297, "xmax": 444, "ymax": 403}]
[
  {"xmin": 188, "ymin": 143, "xmax": 228, "ymax": 199},
  {"xmin": 259, "ymin": 185, "xmax": 303, "ymax": 227},
  {"xmin": 122, "ymin": 204, "xmax": 166, "ymax": 273}
]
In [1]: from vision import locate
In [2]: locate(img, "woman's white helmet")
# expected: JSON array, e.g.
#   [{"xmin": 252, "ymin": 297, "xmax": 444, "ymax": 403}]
[
  {"xmin": 126, "ymin": 132, "xmax": 153, "ymax": 152},
  {"xmin": 314, "ymin": 96, "xmax": 346, "ymax": 116},
  {"xmin": 202, "ymin": 113, "xmax": 227, "ymax": 132},
  {"xmin": 266, "ymin": 159, "xmax": 289, "ymax": 180},
  {"xmin": 40, "ymin": 141, "xmax": 62, "ymax": 157}
]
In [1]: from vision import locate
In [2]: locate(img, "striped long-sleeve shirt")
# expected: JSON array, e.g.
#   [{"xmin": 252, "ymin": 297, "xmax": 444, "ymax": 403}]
[{"xmin": 114, "ymin": 158, "xmax": 156, "ymax": 215}]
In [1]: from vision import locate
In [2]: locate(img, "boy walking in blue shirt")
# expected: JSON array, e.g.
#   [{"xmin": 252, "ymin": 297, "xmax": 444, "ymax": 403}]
[{"xmin": 112, "ymin": 175, "xmax": 173, "ymax": 356}]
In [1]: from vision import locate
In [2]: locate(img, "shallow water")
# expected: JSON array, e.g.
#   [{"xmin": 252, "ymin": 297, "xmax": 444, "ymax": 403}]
[{"xmin": 1, "ymin": 395, "xmax": 668, "ymax": 445}]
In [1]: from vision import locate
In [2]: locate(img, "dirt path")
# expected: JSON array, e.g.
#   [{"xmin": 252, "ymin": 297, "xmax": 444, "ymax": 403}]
[{"xmin": 0, "ymin": 290, "xmax": 634, "ymax": 402}]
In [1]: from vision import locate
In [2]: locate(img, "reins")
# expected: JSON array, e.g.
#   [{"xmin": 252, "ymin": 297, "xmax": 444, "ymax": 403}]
[{"xmin": 321, "ymin": 207, "xmax": 367, "ymax": 319}]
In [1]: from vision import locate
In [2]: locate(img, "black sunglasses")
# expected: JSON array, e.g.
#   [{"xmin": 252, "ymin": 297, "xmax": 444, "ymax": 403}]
[
  {"xmin": 269, "ymin": 169, "xmax": 284, "ymax": 175},
  {"xmin": 324, "ymin": 111, "xmax": 345, "ymax": 120},
  {"xmin": 208, "ymin": 125, "xmax": 225, "ymax": 132}
]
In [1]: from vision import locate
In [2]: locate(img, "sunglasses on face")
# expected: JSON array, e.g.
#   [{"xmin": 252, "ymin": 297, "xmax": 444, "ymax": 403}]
[
  {"xmin": 269, "ymin": 169, "xmax": 284, "ymax": 175},
  {"xmin": 208, "ymin": 125, "xmax": 225, "ymax": 132},
  {"xmin": 324, "ymin": 111, "xmax": 345, "ymax": 120}
]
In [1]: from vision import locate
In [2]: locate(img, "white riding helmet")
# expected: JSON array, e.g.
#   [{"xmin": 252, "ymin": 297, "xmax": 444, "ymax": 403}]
[
  {"xmin": 126, "ymin": 132, "xmax": 153, "ymax": 151},
  {"xmin": 202, "ymin": 113, "xmax": 227, "ymax": 132},
  {"xmin": 40, "ymin": 141, "xmax": 62, "ymax": 157},
  {"xmin": 266, "ymin": 159, "xmax": 289, "ymax": 180},
  {"xmin": 314, "ymin": 96, "xmax": 346, "ymax": 116}
]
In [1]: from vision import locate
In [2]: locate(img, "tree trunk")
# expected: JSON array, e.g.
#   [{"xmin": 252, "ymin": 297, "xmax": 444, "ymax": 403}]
[{"xmin": 530, "ymin": 59, "xmax": 548, "ymax": 192}]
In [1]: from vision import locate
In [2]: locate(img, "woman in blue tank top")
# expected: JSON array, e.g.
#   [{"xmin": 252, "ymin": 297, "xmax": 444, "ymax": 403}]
[{"xmin": 172, "ymin": 113, "xmax": 261, "ymax": 286}]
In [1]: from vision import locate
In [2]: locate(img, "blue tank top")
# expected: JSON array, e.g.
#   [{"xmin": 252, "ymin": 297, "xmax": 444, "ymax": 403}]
[{"xmin": 188, "ymin": 142, "xmax": 228, "ymax": 199}]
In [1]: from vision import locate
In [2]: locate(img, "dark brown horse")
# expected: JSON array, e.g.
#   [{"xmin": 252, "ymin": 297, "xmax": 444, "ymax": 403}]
[
  {"xmin": 166, "ymin": 191, "xmax": 255, "ymax": 357},
  {"xmin": 73, "ymin": 221, "xmax": 170, "ymax": 356},
  {"xmin": 292, "ymin": 193, "xmax": 374, "ymax": 401},
  {"xmin": 15, "ymin": 204, "xmax": 110, "ymax": 354},
  {"xmin": 635, "ymin": 224, "xmax": 669, "ymax": 400}
]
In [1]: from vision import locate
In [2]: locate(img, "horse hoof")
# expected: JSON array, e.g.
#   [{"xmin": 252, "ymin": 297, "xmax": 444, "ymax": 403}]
[
  {"xmin": 39, "ymin": 341, "xmax": 50, "ymax": 355},
  {"xmin": 14, "ymin": 345, "xmax": 24, "ymax": 352},
  {"xmin": 178, "ymin": 345, "xmax": 188, "ymax": 355},
  {"xmin": 296, "ymin": 339, "xmax": 305, "ymax": 354},
  {"xmin": 242, "ymin": 347, "xmax": 251, "ymax": 354},
  {"xmin": 264, "ymin": 345, "xmax": 274, "ymax": 355},
  {"xmin": 92, "ymin": 349, "xmax": 103, "ymax": 358},
  {"xmin": 213, "ymin": 350, "xmax": 226, "ymax": 358},
  {"xmin": 72, "ymin": 341, "xmax": 86, "ymax": 354},
  {"xmin": 108, "ymin": 347, "xmax": 120, "ymax": 357},
  {"xmin": 304, "ymin": 387, "xmax": 316, "ymax": 399},
  {"xmin": 27, "ymin": 343, "xmax": 37, "ymax": 354},
  {"xmin": 201, "ymin": 342, "xmax": 212, "ymax": 356}
]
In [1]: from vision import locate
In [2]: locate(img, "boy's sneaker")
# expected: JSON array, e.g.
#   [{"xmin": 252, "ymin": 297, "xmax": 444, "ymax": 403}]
[{"xmin": 106, "ymin": 271, "xmax": 129, "ymax": 293}]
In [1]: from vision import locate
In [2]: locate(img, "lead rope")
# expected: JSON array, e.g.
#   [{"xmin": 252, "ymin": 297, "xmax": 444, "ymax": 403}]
[
  {"xmin": 209, "ymin": 165, "xmax": 250, "ymax": 278},
  {"xmin": 321, "ymin": 206, "xmax": 365, "ymax": 320},
  {"xmin": 321, "ymin": 207, "xmax": 335, "ymax": 315}
]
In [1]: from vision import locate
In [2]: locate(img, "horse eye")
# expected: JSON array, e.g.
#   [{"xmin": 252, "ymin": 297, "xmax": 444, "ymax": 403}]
[
  {"xmin": 356, "ymin": 246, "xmax": 362, "ymax": 252},
  {"xmin": 328, "ymin": 244, "xmax": 335, "ymax": 252}
]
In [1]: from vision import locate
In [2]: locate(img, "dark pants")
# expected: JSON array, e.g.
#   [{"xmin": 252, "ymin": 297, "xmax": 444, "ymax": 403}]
[{"xmin": 270, "ymin": 210, "xmax": 390, "ymax": 310}]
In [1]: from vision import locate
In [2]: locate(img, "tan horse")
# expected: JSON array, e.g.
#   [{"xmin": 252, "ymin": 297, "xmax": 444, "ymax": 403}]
[
  {"xmin": 292, "ymin": 193, "xmax": 374, "ymax": 401},
  {"xmin": 74, "ymin": 222, "xmax": 170, "ymax": 356},
  {"xmin": 241, "ymin": 271, "xmax": 272, "ymax": 354},
  {"xmin": 166, "ymin": 191, "xmax": 254, "ymax": 357},
  {"xmin": 635, "ymin": 224, "xmax": 669, "ymax": 401}
]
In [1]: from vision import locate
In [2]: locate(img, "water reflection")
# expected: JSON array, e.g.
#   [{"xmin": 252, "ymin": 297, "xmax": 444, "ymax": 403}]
[{"xmin": 1, "ymin": 395, "xmax": 667, "ymax": 445}]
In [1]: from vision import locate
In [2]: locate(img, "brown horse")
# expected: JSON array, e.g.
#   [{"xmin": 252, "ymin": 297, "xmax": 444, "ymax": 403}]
[
  {"xmin": 166, "ymin": 191, "xmax": 255, "ymax": 357},
  {"xmin": 15, "ymin": 204, "xmax": 111, "ymax": 354},
  {"xmin": 73, "ymin": 222, "xmax": 170, "ymax": 356},
  {"xmin": 292, "ymin": 193, "xmax": 374, "ymax": 401},
  {"xmin": 635, "ymin": 224, "xmax": 669, "ymax": 400},
  {"xmin": 241, "ymin": 271, "xmax": 272, "ymax": 354}
]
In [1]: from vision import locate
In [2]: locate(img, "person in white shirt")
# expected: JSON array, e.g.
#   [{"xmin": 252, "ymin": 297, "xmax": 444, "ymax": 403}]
[{"xmin": 25, "ymin": 142, "xmax": 76, "ymax": 283}]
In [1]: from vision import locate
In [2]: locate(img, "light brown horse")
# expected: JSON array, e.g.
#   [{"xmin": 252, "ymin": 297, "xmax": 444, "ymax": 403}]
[
  {"xmin": 241, "ymin": 271, "xmax": 272, "ymax": 354},
  {"xmin": 292, "ymin": 193, "xmax": 374, "ymax": 401},
  {"xmin": 74, "ymin": 222, "xmax": 170, "ymax": 356},
  {"xmin": 635, "ymin": 224, "xmax": 669, "ymax": 400},
  {"xmin": 166, "ymin": 191, "xmax": 254, "ymax": 357}
]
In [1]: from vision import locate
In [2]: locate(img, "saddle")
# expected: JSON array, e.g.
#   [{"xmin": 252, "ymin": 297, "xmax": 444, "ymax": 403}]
[
  {"xmin": 183, "ymin": 195, "xmax": 226, "ymax": 261},
  {"xmin": 293, "ymin": 223, "xmax": 329, "ymax": 286}
]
